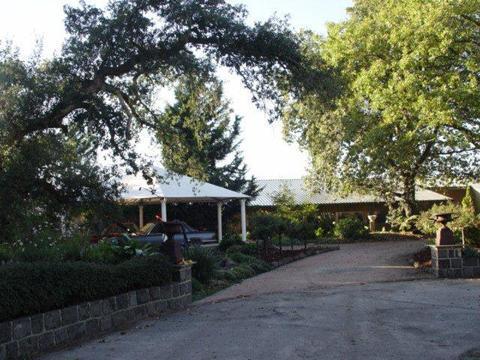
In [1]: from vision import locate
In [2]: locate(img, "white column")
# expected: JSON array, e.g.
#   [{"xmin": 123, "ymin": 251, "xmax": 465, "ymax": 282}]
[
  {"xmin": 240, "ymin": 199, "xmax": 247, "ymax": 242},
  {"xmin": 138, "ymin": 205, "xmax": 144, "ymax": 228},
  {"xmin": 217, "ymin": 202, "xmax": 223, "ymax": 242},
  {"xmin": 161, "ymin": 200, "xmax": 167, "ymax": 221}
]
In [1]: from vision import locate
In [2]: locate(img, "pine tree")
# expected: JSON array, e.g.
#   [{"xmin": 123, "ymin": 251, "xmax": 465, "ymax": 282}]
[
  {"xmin": 158, "ymin": 75, "xmax": 258, "ymax": 196},
  {"xmin": 156, "ymin": 75, "xmax": 259, "ymax": 231}
]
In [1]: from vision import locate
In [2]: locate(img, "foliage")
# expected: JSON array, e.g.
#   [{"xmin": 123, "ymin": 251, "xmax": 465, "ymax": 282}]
[
  {"xmin": 416, "ymin": 194, "xmax": 480, "ymax": 246},
  {"xmin": 184, "ymin": 246, "xmax": 220, "ymax": 284},
  {"xmin": 284, "ymin": 0, "xmax": 480, "ymax": 216},
  {"xmin": 158, "ymin": 76, "xmax": 259, "ymax": 196},
  {"xmin": 157, "ymin": 76, "xmax": 259, "ymax": 230},
  {"xmin": 0, "ymin": 0, "xmax": 313, "ymax": 245},
  {"xmin": 218, "ymin": 233, "xmax": 244, "ymax": 252},
  {"xmin": 387, "ymin": 207, "xmax": 418, "ymax": 233},
  {"xmin": 0, "ymin": 255, "xmax": 173, "ymax": 321},
  {"xmin": 463, "ymin": 246, "xmax": 480, "ymax": 258},
  {"xmin": 251, "ymin": 185, "xmax": 335, "ymax": 242},
  {"xmin": 333, "ymin": 217, "xmax": 369, "ymax": 241},
  {"xmin": 250, "ymin": 211, "xmax": 288, "ymax": 241},
  {"xmin": 238, "ymin": 243, "xmax": 258, "ymax": 256},
  {"xmin": 1, "ymin": 234, "xmax": 154, "ymax": 265}
]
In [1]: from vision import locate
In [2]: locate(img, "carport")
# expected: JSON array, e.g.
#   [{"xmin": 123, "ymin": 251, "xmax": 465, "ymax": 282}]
[{"xmin": 121, "ymin": 170, "xmax": 249, "ymax": 242}]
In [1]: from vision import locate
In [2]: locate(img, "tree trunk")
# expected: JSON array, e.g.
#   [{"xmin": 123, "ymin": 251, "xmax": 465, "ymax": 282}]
[{"xmin": 401, "ymin": 175, "xmax": 417, "ymax": 217}]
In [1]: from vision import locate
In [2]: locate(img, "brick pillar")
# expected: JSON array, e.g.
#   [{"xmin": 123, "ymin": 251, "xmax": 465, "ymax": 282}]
[{"xmin": 430, "ymin": 245, "xmax": 463, "ymax": 278}]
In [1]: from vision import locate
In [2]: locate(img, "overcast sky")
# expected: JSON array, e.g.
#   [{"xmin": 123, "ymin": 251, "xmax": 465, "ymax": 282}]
[{"xmin": 0, "ymin": 0, "xmax": 352, "ymax": 179}]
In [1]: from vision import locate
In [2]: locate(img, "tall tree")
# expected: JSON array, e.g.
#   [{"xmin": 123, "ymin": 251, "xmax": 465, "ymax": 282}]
[
  {"xmin": 0, "ymin": 0, "xmax": 319, "ymax": 238},
  {"xmin": 155, "ymin": 76, "xmax": 258, "ymax": 230},
  {"xmin": 157, "ymin": 75, "xmax": 258, "ymax": 196},
  {"xmin": 284, "ymin": 0, "xmax": 480, "ymax": 216}
]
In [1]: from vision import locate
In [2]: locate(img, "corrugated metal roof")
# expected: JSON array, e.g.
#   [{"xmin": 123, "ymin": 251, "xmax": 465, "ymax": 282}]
[
  {"xmin": 249, "ymin": 179, "xmax": 450, "ymax": 207},
  {"xmin": 121, "ymin": 169, "xmax": 249, "ymax": 204}
]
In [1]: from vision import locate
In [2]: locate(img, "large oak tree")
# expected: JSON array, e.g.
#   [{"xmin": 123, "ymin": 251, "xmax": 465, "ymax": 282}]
[
  {"xmin": 284, "ymin": 0, "xmax": 480, "ymax": 216},
  {"xmin": 0, "ymin": 0, "xmax": 317, "ymax": 241}
]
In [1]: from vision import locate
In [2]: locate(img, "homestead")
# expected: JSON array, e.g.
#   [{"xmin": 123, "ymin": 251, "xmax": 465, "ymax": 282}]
[{"xmin": 250, "ymin": 179, "xmax": 451, "ymax": 226}]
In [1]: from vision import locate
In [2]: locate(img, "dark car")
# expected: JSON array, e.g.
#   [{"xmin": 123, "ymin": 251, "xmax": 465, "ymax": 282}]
[
  {"xmin": 132, "ymin": 220, "xmax": 217, "ymax": 247},
  {"xmin": 91, "ymin": 222, "xmax": 139, "ymax": 243}
]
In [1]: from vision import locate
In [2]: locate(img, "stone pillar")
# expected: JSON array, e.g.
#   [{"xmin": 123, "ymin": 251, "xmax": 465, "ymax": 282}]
[{"xmin": 430, "ymin": 245, "xmax": 463, "ymax": 278}]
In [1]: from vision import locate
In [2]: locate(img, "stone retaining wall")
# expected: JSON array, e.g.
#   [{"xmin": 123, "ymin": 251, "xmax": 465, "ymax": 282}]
[
  {"xmin": 0, "ymin": 265, "xmax": 191, "ymax": 359},
  {"xmin": 430, "ymin": 245, "xmax": 480, "ymax": 278}
]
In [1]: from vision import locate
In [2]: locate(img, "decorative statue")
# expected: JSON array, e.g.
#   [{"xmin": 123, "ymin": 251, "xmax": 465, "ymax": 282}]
[{"xmin": 433, "ymin": 213, "xmax": 455, "ymax": 246}]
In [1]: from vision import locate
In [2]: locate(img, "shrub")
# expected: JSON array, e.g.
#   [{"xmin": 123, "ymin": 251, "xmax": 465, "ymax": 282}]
[
  {"xmin": 416, "ymin": 202, "xmax": 480, "ymax": 246},
  {"xmin": 0, "ymin": 245, "xmax": 12, "ymax": 263},
  {"xmin": 57, "ymin": 234, "xmax": 90, "ymax": 262},
  {"xmin": 250, "ymin": 211, "xmax": 288, "ymax": 240},
  {"xmin": 228, "ymin": 252, "xmax": 256, "ymax": 264},
  {"xmin": 387, "ymin": 207, "xmax": 418, "ymax": 232},
  {"xmin": 13, "ymin": 244, "xmax": 61, "ymax": 263},
  {"xmin": 0, "ymin": 255, "xmax": 173, "ymax": 321},
  {"xmin": 239, "ymin": 243, "xmax": 257, "ymax": 256},
  {"xmin": 218, "ymin": 233, "xmax": 244, "ymax": 252},
  {"xmin": 82, "ymin": 237, "xmax": 153, "ymax": 264},
  {"xmin": 226, "ymin": 245, "xmax": 244, "ymax": 256},
  {"xmin": 191, "ymin": 277, "xmax": 204, "ymax": 293},
  {"xmin": 334, "ymin": 217, "xmax": 369, "ymax": 240},
  {"xmin": 463, "ymin": 246, "xmax": 480, "ymax": 258},
  {"xmin": 230, "ymin": 264, "xmax": 256, "ymax": 280},
  {"xmin": 248, "ymin": 260, "xmax": 272, "ymax": 273},
  {"xmin": 184, "ymin": 246, "xmax": 220, "ymax": 284}
]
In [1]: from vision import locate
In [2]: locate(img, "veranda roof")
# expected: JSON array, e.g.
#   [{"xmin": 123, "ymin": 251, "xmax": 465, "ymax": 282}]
[{"xmin": 121, "ymin": 169, "xmax": 249, "ymax": 204}]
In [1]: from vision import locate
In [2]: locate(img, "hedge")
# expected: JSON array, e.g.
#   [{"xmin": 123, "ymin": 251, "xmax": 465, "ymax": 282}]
[{"xmin": 0, "ymin": 255, "xmax": 174, "ymax": 322}]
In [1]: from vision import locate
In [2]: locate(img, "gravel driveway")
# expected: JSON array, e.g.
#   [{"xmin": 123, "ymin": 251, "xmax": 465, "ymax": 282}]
[
  {"xmin": 42, "ymin": 241, "xmax": 480, "ymax": 360},
  {"xmin": 199, "ymin": 240, "xmax": 431, "ymax": 304}
]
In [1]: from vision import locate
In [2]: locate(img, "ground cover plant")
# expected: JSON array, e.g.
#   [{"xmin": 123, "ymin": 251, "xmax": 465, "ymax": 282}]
[{"xmin": 184, "ymin": 239, "xmax": 272, "ymax": 300}]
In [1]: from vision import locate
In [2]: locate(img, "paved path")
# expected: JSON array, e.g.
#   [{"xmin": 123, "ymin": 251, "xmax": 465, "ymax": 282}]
[{"xmin": 42, "ymin": 241, "xmax": 480, "ymax": 360}]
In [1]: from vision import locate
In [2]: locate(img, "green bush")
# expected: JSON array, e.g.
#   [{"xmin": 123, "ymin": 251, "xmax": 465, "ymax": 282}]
[
  {"xmin": 218, "ymin": 233, "xmax": 244, "ymax": 252},
  {"xmin": 228, "ymin": 252, "xmax": 256, "ymax": 264},
  {"xmin": 0, "ymin": 255, "xmax": 173, "ymax": 321},
  {"xmin": 191, "ymin": 277, "xmax": 205, "ymax": 293},
  {"xmin": 250, "ymin": 212, "xmax": 288, "ymax": 240},
  {"xmin": 184, "ymin": 246, "xmax": 220, "ymax": 284},
  {"xmin": 14, "ymin": 245, "xmax": 61, "ymax": 263},
  {"xmin": 57, "ymin": 234, "xmax": 90, "ymax": 262},
  {"xmin": 334, "ymin": 217, "xmax": 369, "ymax": 240},
  {"xmin": 463, "ymin": 246, "xmax": 480, "ymax": 258},
  {"xmin": 416, "ymin": 202, "xmax": 480, "ymax": 246},
  {"xmin": 230, "ymin": 264, "xmax": 256, "ymax": 280},
  {"xmin": 0, "ymin": 245, "xmax": 12, "ymax": 263},
  {"xmin": 239, "ymin": 243, "xmax": 258, "ymax": 256},
  {"xmin": 225, "ymin": 245, "xmax": 244, "ymax": 256}
]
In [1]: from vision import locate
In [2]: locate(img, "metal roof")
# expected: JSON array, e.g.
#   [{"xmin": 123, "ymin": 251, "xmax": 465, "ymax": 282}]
[
  {"xmin": 250, "ymin": 179, "xmax": 451, "ymax": 207},
  {"xmin": 121, "ymin": 169, "xmax": 249, "ymax": 204}
]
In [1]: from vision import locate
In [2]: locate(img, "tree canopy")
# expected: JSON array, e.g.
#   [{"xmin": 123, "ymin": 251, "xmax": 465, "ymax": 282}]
[
  {"xmin": 284, "ymin": 0, "xmax": 480, "ymax": 215},
  {"xmin": 0, "ymin": 0, "xmax": 316, "ymax": 241}
]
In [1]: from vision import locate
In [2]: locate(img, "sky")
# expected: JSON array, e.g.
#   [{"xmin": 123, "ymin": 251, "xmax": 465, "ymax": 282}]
[{"xmin": 0, "ymin": 0, "xmax": 352, "ymax": 179}]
